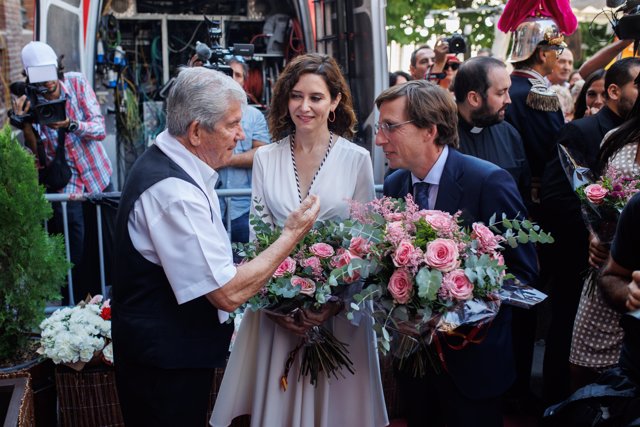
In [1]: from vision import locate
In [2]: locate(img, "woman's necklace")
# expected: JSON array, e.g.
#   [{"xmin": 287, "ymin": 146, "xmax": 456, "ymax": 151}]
[{"xmin": 290, "ymin": 131, "xmax": 334, "ymax": 203}]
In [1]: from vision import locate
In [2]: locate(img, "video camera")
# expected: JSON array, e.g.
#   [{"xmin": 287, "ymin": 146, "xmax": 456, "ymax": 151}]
[
  {"xmin": 195, "ymin": 16, "xmax": 255, "ymax": 77},
  {"xmin": 9, "ymin": 81, "xmax": 67, "ymax": 126},
  {"xmin": 607, "ymin": 0, "xmax": 640, "ymax": 40},
  {"xmin": 444, "ymin": 34, "xmax": 466, "ymax": 55}
]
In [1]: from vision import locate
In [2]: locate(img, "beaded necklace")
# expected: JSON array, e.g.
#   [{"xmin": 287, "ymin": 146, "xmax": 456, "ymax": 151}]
[{"xmin": 290, "ymin": 131, "xmax": 334, "ymax": 202}]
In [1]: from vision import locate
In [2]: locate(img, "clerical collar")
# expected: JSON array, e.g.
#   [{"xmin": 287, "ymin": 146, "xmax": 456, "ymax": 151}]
[{"xmin": 458, "ymin": 114, "xmax": 484, "ymax": 134}]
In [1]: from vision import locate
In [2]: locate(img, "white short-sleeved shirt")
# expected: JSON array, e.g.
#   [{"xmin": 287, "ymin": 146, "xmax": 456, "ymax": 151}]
[{"xmin": 127, "ymin": 130, "xmax": 237, "ymax": 321}]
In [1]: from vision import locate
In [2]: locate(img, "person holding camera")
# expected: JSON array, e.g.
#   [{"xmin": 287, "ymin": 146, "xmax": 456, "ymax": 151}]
[
  {"xmin": 425, "ymin": 36, "xmax": 465, "ymax": 91},
  {"xmin": 10, "ymin": 41, "xmax": 113, "ymax": 305}
]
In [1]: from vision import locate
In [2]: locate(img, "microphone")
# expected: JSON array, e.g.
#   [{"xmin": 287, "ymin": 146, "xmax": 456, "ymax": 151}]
[{"xmin": 195, "ymin": 41, "xmax": 212, "ymax": 62}]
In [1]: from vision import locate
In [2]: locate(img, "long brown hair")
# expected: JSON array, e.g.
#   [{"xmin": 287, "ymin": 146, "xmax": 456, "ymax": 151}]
[{"xmin": 268, "ymin": 53, "xmax": 357, "ymax": 140}]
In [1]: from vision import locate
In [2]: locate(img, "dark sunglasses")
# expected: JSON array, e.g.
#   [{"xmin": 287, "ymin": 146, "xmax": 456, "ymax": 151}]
[{"xmin": 444, "ymin": 62, "xmax": 460, "ymax": 71}]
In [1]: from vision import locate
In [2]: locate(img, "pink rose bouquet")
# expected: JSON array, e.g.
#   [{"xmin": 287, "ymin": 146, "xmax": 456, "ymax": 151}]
[
  {"xmin": 232, "ymin": 211, "xmax": 375, "ymax": 390},
  {"xmin": 346, "ymin": 196, "xmax": 552, "ymax": 376}
]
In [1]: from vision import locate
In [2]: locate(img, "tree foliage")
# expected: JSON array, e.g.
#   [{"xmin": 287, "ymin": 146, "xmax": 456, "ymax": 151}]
[
  {"xmin": 386, "ymin": 0, "xmax": 611, "ymax": 60},
  {"xmin": 386, "ymin": 0, "xmax": 504, "ymax": 51},
  {"xmin": 0, "ymin": 125, "xmax": 69, "ymax": 362}
]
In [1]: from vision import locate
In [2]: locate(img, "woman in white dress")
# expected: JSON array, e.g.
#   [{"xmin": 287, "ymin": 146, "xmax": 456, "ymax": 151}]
[{"xmin": 211, "ymin": 54, "xmax": 388, "ymax": 427}]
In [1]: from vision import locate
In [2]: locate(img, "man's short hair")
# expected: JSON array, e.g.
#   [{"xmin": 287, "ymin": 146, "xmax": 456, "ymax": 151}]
[
  {"xmin": 410, "ymin": 44, "xmax": 433, "ymax": 68},
  {"xmin": 228, "ymin": 57, "xmax": 248, "ymax": 79},
  {"xmin": 453, "ymin": 57, "xmax": 506, "ymax": 103},
  {"xmin": 604, "ymin": 57, "xmax": 640, "ymax": 100},
  {"xmin": 166, "ymin": 67, "xmax": 246, "ymax": 137},
  {"xmin": 375, "ymin": 80, "xmax": 458, "ymax": 148}
]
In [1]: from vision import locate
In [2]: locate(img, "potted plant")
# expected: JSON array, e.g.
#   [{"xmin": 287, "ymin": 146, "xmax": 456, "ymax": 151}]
[
  {"xmin": 0, "ymin": 124, "xmax": 69, "ymax": 425},
  {"xmin": 0, "ymin": 124, "xmax": 69, "ymax": 365}
]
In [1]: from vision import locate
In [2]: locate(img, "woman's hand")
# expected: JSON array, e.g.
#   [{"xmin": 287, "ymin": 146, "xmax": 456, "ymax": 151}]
[
  {"xmin": 588, "ymin": 233, "xmax": 609, "ymax": 268},
  {"xmin": 266, "ymin": 300, "xmax": 343, "ymax": 337}
]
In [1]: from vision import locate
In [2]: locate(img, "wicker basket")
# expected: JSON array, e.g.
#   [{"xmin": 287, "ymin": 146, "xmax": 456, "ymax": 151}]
[
  {"xmin": 55, "ymin": 365, "xmax": 124, "ymax": 427},
  {"xmin": 0, "ymin": 371, "xmax": 35, "ymax": 427}
]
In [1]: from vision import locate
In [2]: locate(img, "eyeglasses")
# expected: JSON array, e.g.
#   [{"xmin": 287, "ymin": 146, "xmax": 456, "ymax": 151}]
[
  {"xmin": 375, "ymin": 120, "xmax": 414, "ymax": 136},
  {"xmin": 444, "ymin": 62, "xmax": 460, "ymax": 71}
]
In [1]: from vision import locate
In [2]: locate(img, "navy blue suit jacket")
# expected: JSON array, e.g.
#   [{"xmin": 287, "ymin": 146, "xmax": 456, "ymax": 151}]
[{"xmin": 384, "ymin": 148, "xmax": 538, "ymax": 399}]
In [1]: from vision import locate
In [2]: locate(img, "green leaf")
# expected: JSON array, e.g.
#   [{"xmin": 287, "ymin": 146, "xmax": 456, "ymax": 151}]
[
  {"xmin": 517, "ymin": 229, "xmax": 529, "ymax": 244},
  {"xmin": 416, "ymin": 267, "xmax": 442, "ymax": 301}
]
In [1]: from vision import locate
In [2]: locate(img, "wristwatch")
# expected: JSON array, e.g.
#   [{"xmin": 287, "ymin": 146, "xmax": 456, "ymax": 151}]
[{"xmin": 66, "ymin": 120, "xmax": 79, "ymax": 133}]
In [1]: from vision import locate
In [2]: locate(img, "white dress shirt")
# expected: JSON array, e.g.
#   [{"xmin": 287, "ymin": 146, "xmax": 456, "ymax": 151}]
[
  {"xmin": 127, "ymin": 130, "xmax": 236, "ymax": 322},
  {"xmin": 411, "ymin": 145, "xmax": 449, "ymax": 210}
]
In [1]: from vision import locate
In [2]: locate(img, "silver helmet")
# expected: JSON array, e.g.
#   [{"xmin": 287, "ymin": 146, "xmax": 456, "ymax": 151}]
[{"xmin": 507, "ymin": 16, "xmax": 567, "ymax": 63}]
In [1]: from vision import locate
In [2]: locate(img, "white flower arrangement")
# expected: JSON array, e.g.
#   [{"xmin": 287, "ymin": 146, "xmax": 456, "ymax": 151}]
[{"xmin": 38, "ymin": 295, "xmax": 112, "ymax": 368}]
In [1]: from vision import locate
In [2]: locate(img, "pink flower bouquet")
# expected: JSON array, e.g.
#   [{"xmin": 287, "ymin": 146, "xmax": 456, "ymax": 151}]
[
  {"xmin": 233, "ymin": 212, "xmax": 373, "ymax": 390},
  {"xmin": 346, "ymin": 196, "xmax": 552, "ymax": 376}
]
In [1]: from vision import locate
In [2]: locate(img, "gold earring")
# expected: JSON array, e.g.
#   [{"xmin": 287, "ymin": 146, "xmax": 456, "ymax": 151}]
[{"xmin": 328, "ymin": 110, "xmax": 336, "ymax": 123}]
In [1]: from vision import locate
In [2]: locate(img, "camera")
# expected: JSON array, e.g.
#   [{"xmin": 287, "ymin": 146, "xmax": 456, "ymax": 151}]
[
  {"xmin": 9, "ymin": 81, "xmax": 67, "ymax": 125},
  {"xmin": 607, "ymin": 0, "xmax": 640, "ymax": 40},
  {"xmin": 196, "ymin": 17, "xmax": 255, "ymax": 77},
  {"xmin": 444, "ymin": 34, "xmax": 466, "ymax": 55}
]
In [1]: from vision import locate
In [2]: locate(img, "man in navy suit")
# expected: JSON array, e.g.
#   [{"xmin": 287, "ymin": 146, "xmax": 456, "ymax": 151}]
[{"xmin": 375, "ymin": 80, "xmax": 538, "ymax": 427}]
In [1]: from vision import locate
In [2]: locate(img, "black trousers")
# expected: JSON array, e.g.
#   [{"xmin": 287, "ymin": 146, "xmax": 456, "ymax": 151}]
[
  {"xmin": 396, "ymin": 362, "xmax": 504, "ymax": 427},
  {"xmin": 115, "ymin": 360, "xmax": 214, "ymax": 427}
]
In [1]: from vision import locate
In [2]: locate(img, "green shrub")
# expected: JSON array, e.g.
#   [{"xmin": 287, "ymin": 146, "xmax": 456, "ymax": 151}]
[{"xmin": 0, "ymin": 125, "xmax": 69, "ymax": 361}]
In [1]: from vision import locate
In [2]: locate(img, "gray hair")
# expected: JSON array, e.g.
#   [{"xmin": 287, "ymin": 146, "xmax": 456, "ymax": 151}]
[{"xmin": 166, "ymin": 67, "xmax": 247, "ymax": 136}]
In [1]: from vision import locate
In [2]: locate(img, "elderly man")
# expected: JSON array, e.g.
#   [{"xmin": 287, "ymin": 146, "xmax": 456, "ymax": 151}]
[
  {"xmin": 111, "ymin": 67, "xmax": 319, "ymax": 426},
  {"xmin": 377, "ymin": 80, "xmax": 538, "ymax": 427},
  {"xmin": 547, "ymin": 48, "xmax": 575, "ymax": 87}
]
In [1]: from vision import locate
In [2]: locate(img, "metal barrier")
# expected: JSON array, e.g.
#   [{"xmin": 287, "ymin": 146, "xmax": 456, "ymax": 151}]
[{"xmin": 45, "ymin": 184, "xmax": 383, "ymax": 311}]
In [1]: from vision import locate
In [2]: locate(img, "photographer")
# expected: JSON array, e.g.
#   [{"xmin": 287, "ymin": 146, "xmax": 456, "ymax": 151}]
[
  {"xmin": 426, "ymin": 36, "xmax": 465, "ymax": 90},
  {"xmin": 10, "ymin": 41, "xmax": 113, "ymax": 305}
]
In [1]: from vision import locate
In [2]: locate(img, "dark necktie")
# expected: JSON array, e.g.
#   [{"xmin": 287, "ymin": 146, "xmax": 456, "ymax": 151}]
[{"xmin": 413, "ymin": 182, "xmax": 431, "ymax": 209}]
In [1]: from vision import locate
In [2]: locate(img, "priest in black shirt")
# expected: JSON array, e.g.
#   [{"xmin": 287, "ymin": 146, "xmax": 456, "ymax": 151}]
[
  {"xmin": 454, "ymin": 56, "xmax": 538, "ymax": 413},
  {"xmin": 454, "ymin": 56, "xmax": 531, "ymax": 206}
]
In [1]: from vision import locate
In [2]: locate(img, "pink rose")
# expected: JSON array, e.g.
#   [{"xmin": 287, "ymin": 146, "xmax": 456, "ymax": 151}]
[
  {"xmin": 585, "ymin": 184, "xmax": 608, "ymax": 205},
  {"xmin": 387, "ymin": 269, "xmax": 414, "ymax": 304},
  {"xmin": 441, "ymin": 269, "xmax": 474, "ymax": 300},
  {"xmin": 422, "ymin": 210, "xmax": 458, "ymax": 234},
  {"xmin": 393, "ymin": 240, "xmax": 418, "ymax": 268},
  {"xmin": 331, "ymin": 248, "xmax": 362, "ymax": 283},
  {"xmin": 425, "ymin": 238, "xmax": 460, "ymax": 272},
  {"xmin": 349, "ymin": 236, "xmax": 371, "ymax": 257},
  {"xmin": 302, "ymin": 256, "xmax": 322, "ymax": 270},
  {"xmin": 273, "ymin": 257, "xmax": 296, "ymax": 277},
  {"xmin": 309, "ymin": 242, "xmax": 335, "ymax": 258},
  {"xmin": 472, "ymin": 222, "xmax": 502, "ymax": 252},
  {"xmin": 291, "ymin": 275, "xmax": 317, "ymax": 296}
]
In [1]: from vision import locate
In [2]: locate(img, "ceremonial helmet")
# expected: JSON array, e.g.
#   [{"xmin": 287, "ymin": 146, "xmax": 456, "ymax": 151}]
[{"xmin": 507, "ymin": 16, "xmax": 567, "ymax": 63}]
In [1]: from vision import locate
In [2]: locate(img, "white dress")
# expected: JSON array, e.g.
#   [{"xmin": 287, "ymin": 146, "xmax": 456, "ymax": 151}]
[{"xmin": 211, "ymin": 136, "xmax": 389, "ymax": 427}]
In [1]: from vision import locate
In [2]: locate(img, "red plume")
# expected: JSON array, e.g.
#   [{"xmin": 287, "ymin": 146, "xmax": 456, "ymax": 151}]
[{"xmin": 498, "ymin": 0, "xmax": 578, "ymax": 35}]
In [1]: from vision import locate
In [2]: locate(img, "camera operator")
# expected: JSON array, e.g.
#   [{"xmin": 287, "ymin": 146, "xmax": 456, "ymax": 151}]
[{"xmin": 10, "ymin": 41, "xmax": 113, "ymax": 305}]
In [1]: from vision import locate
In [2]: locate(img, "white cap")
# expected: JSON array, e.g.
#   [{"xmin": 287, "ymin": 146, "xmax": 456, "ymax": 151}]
[{"xmin": 21, "ymin": 41, "xmax": 58, "ymax": 83}]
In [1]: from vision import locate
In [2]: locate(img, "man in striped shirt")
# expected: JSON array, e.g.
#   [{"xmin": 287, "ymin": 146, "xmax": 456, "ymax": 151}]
[{"xmin": 13, "ymin": 41, "xmax": 113, "ymax": 304}]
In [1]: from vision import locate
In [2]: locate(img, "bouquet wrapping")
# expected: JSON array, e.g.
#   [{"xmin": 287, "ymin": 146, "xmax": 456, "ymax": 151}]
[
  {"xmin": 558, "ymin": 145, "xmax": 640, "ymax": 292},
  {"xmin": 346, "ymin": 196, "xmax": 552, "ymax": 376}
]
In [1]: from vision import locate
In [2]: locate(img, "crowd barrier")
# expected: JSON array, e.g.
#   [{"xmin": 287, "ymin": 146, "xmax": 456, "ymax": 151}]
[{"xmin": 45, "ymin": 185, "xmax": 384, "ymax": 309}]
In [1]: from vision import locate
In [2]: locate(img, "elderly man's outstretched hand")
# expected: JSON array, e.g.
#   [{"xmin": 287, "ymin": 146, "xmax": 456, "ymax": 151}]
[{"xmin": 283, "ymin": 195, "xmax": 320, "ymax": 241}]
